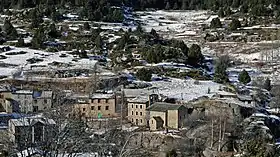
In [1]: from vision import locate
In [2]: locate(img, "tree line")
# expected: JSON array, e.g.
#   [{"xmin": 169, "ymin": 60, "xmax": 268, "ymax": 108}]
[{"xmin": 2, "ymin": 0, "xmax": 280, "ymax": 17}]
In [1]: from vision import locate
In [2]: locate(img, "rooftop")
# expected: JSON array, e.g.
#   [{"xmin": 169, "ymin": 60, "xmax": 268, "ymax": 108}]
[
  {"xmin": 127, "ymin": 95, "xmax": 149, "ymax": 103},
  {"xmin": 147, "ymin": 102, "xmax": 185, "ymax": 112},
  {"xmin": 123, "ymin": 88, "xmax": 155, "ymax": 98},
  {"xmin": 13, "ymin": 90, "xmax": 33, "ymax": 95},
  {"xmin": 10, "ymin": 117, "xmax": 56, "ymax": 126},
  {"xmin": 91, "ymin": 93, "xmax": 115, "ymax": 99}
]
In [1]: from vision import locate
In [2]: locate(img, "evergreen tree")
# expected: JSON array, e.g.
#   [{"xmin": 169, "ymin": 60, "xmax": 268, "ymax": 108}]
[
  {"xmin": 30, "ymin": 8, "xmax": 43, "ymax": 28},
  {"xmin": 165, "ymin": 2, "xmax": 170, "ymax": 10},
  {"xmin": 31, "ymin": 26, "xmax": 46, "ymax": 49},
  {"xmin": 224, "ymin": 7, "xmax": 232, "ymax": 16},
  {"xmin": 136, "ymin": 68, "xmax": 152, "ymax": 81},
  {"xmin": 238, "ymin": 69, "xmax": 251, "ymax": 84},
  {"xmin": 229, "ymin": 19, "xmax": 241, "ymax": 30},
  {"xmin": 188, "ymin": 44, "xmax": 203, "ymax": 66},
  {"xmin": 218, "ymin": 8, "xmax": 225, "ymax": 18},
  {"xmin": 16, "ymin": 38, "xmax": 25, "ymax": 47},
  {"xmin": 3, "ymin": 20, "xmax": 18, "ymax": 40},
  {"xmin": 150, "ymin": 29, "xmax": 159, "ymax": 39},
  {"xmin": 263, "ymin": 78, "xmax": 272, "ymax": 91},
  {"xmin": 84, "ymin": 22, "xmax": 90, "ymax": 30},
  {"xmin": 182, "ymin": 0, "xmax": 188, "ymax": 10},
  {"xmin": 95, "ymin": 35, "xmax": 103, "ymax": 50},
  {"xmin": 48, "ymin": 23, "xmax": 59, "ymax": 39},
  {"xmin": 173, "ymin": 2, "xmax": 179, "ymax": 10},
  {"xmin": 214, "ymin": 55, "xmax": 230, "ymax": 83},
  {"xmin": 136, "ymin": 25, "xmax": 143, "ymax": 34},
  {"xmin": 210, "ymin": 17, "xmax": 222, "ymax": 28}
]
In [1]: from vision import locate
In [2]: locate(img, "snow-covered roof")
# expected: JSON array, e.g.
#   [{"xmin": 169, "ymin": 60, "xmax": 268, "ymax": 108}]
[
  {"xmin": 127, "ymin": 95, "xmax": 149, "ymax": 103},
  {"xmin": 10, "ymin": 117, "xmax": 56, "ymax": 127},
  {"xmin": 147, "ymin": 102, "xmax": 185, "ymax": 112},
  {"xmin": 13, "ymin": 90, "xmax": 33, "ymax": 95},
  {"xmin": 123, "ymin": 88, "xmax": 152, "ymax": 98},
  {"xmin": 91, "ymin": 93, "xmax": 115, "ymax": 99}
]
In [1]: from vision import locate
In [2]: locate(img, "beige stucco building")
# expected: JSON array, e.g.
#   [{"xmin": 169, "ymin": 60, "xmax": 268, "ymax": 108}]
[
  {"xmin": 147, "ymin": 102, "xmax": 187, "ymax": 130},
  {"xmin": 127, "ymin": 96, "xmax": 149, "ymax": 126},
  {"xmin": 127, "ymin": 94, "xmax": 159, "ymax": 126},
  {"xmin": 74, "ymin": 93, "xmax": 117, "ymax": 119}
]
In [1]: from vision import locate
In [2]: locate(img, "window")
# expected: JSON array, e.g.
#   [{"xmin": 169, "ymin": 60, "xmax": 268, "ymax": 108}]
[
  {"xmin": 91, "ymin": 99, "xmax": 94, "ymax": 103},
  {"xmin": 136, "ymin": 112, "xmax": 138, "ymax": 115},
  {"xmin": 83, "ymin": 108, "xmax": 86, "ymax": 111},
  {"xmin": 34, "ymin": 99, "xmax": 37, "ymax": 104},
  {"xmin": 91, "ymin": 106, "xmax": 94, "ymax": 110},
  {"xmin": 131, "ymin": 111, "xmax": 133, "ymax": 115},
  {"xmin": 136, "ymin": 105, "xmax": 138, "ymax": 108},
  {"xmin": 140, "ymin": 112, "xmax": 142, "ymax": 116},
  {"xmin": 140, "ymin": 105, "xmax": 142, "ymax": 109},
  {"xmin": 105, "ymin": 106, "xmax": 109, "ymax": 110},
  {"xmin": 151, "ymin": 120, "xmax": 153, "ymax": 124},
  {"xmin": 132, "ymin": 118, "xmax": 133, "ymax": 122},
  {"xmin": 131, "ymin": 104, "xmax": 133, "ymax": 108},
  {"xmin": 140, "ymin": 119, "xmax": 143, "ymax": 123},
  {"xmin": 98, "ymin": 106, "xmax": 101, "ymax": 110},
  {"xmin": 44, "ymin": 99, "xmax": 48, "ymax": 103},
  {"xmin": 105, "ymin": 99, "xmax": 109, "ymax": 103},
  {"xmin": 98, "ymin": 99, "xmax": 101, "ymax": 103}
]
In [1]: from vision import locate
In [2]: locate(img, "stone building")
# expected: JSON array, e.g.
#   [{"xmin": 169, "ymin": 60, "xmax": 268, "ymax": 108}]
[
  {"xmin": 147, "ymin": 102, "xmax": 187, "ymax": 130},
  {"xmin": 74, "ymin": 93, "xmax": 117, "ymax": 119}
]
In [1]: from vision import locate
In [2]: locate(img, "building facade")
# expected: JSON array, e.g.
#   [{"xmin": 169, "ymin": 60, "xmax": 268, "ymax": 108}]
[
  {"xmin": 12, "ymin": 90, "xmax": 53, "ymax": 113},
  {"xmin": 12, "ymin": 90, "xmax": 33, "ymax": 113},
  {"xmin": 74, "ymin": 93, "xmax": 117, "ymax": 119},
  {"xmin": 127, "ymin": 94, "xmax": 159, "ymax": 126},
  {"xmin": 127, "ymin": 96, "xmax": 149, "ymax": 126},
  {"xmin": 147, "ymin": 102, "xmax": 187, "ymax": 130},
  {"xmin": 8, "ymin": 117, "xmax": 56, "ymax": 147}
]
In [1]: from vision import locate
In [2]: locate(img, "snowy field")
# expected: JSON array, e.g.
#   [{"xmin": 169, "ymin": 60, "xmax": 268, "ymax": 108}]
[
  {"xmin": 0, "ymin": 46, "xmax": 97, "ymax": 77},
  {"xmin": 135, "ymin": 10, "xmax": 216, "ymax": 38},
  {"xmin": 150, "ymin": 78, "xmax": 222, "ymax": 102}
]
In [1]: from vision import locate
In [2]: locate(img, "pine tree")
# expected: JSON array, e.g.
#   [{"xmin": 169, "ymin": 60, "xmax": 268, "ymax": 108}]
[
  {"xmin": 30, "ymin": 8, "xmax": 43, "ymax": 28},
  {"xmin": 218, "ymin": 8, "xmax": 225, "ymax": 18},
  {"xmin": 16, "ymin": 38, "xmax": 25, "ymax": 47},
  {"xmin": 136, "ymin": 68, "xmax": 152, "ymax": 81},
  {"xmin": 238, "ymin": 69, "xmax": 251, "ymax": 84},
  {"xmin": 229, "ymin": 19, "xmax": 241, "ymax": 30},
  {"xmin": 95, "ymin": 35, "xmax": 103, "ymax": 51},
  {"xmin": 84, "ymin": 22, "xmax": 90, "ymax": 30},
  {"xmin": 31, "ymin": 26, "xmax": 46, "ymax": 49},
  {"xmin": 173, "ymin": 2, "xmax": 179, "ymax": 10},
  {"xmin": 214, "ymin": 55, "xmax": 230, "ymax": 84},
  {"xmin": 263, "ymin": 78, "xmax": 271, "ymax": 91},
  {"xmin": 3, "ymin": 20, "xmax": 18, "ymax": 40},
  {"xmin": 210, "ymin": 18, "xmax": 222, "ymax": 28},
  {"xmin": 48, "ymin": 23, "xmax": 59, "ymax": 39},
  {"xmin": 188, "ymin": 44, "xmax": 203, "ymax": 66},
  {"xmin": 165, "ymin": 2, "xmax": 170, "ymax": 10}
]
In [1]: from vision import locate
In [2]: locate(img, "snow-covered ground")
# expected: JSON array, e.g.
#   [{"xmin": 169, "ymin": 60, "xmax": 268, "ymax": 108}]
[
  {"xmin": 0, "ymin": 46, "xmax": 97, "ymax": 77},
  {"xmin": 135, "ymin": 10, "xmax": 216, "ymax": 38},
  {"xmin": 150, "ymin": 78, "xmax": 222, "ymax": 102}
]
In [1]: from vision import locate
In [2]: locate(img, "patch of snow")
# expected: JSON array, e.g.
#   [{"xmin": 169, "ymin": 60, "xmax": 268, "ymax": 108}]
[{"xmin": 149, "ymin": 78, "xmax": 222, "ymax": 102}]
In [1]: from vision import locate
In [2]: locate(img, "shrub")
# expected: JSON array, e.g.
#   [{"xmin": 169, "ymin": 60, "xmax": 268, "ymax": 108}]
[
  {"xmin": 136, "ymin": 68, "xmax": 152, "ymax": 81},
  {"xmin": 238, "ymin": 69, "xmax": 251, "ymax": 84}
]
